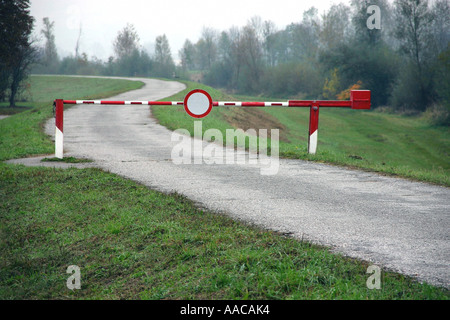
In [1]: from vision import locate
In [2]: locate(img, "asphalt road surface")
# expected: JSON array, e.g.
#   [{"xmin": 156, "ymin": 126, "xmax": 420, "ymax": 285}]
[{"xmin": 40, "ymin": 76, "xmax": 449, "ymax": 289}]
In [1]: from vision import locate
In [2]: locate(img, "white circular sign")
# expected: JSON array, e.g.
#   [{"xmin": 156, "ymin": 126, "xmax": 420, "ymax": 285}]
[{"xmin": 184, "ymin": 89, "xmax": 213, "ymax": 118}]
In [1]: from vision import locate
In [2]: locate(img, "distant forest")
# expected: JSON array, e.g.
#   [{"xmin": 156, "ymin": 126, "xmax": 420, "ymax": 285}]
[{"xmin": 15, "ymin": 1, "xmax": 450, "ymax": 124}]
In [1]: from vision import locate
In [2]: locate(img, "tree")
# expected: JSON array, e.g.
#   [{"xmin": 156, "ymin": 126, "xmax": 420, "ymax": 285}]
[
  {"xmin": 154, "ymin": 34, "xmax": 175, "ymax": 77},
  {"xmin": 113, "ymin": 23, "xmax": 140, "ymax": 59},
  {"xmin": 204, "ymin": 31, "xmax": 234, "ymax": 88},
  {"xmin": 434, "ymin": 45, "xmax": 450, "ymax": 125},
  {"xmin": 283, "ymin": 8, "xmax": 320, "ymax": 63},
  {"xmin": 261, "ymin": 20, "xmax": 278, "ymax": 67},
  {"xmin": 179, "ymin": 39, "xmax": 196, "ymax": 71},
  {"xmin": 199, "ymin": 27, "xmax": 218, "ymax": 70},
  {"xmin": 392, "ymin": 0, "xmax": 434, "ymax": 111},
  {"xmin": 319, "ymin": 3, "xmax": 352, "ymax": 50},
  {"xmin": 238, "ymin": 23, "xmax": 264, "ymax": 92},
  {"xmin": 40, "ymin": 17, "xmax": 59, "ymax": 73},
  {"xmin": 9, "ymin": 43, "xmax": 37, "ymax": 106},
  {"xmin": 74, "ymin": 23, "xmax": 83, "ymax": 58},
  {"xmin": 429, "ymin": 0, "xmax": 450, "ymax": 54},
  {"xmin": 0, "ymin": 0, "xmax": 35, "ymax": 107},
  {"xmin": 322, "ymin": 68, "xmax": 340, "ymax": 99}
]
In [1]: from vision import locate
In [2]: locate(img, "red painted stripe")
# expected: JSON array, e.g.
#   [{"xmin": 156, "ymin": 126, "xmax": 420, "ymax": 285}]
[
  {"xmin": 101, "ymin": 101, "xmax": 124, "ymax": 105},
  {"xmin": 309, "ymin": 105, "xmax": 320, "ymax": 135},
  {"xmin": 149, "ymin": 101, "xmax": 176, "ymax": 105},
  {"xmin": 241, "ymin": 102, "xmax": 265, "ymax": 107},
  {"xmin": 63, "ymin": 100, "xmax": 77, "ymax": 104},
  {"xmin": 55, "ymin": 99, "xmax": 63, "ymax": 132},
  {"xmin": 289, "ymin": 100, "xmax": 352, "ymax": 107}
]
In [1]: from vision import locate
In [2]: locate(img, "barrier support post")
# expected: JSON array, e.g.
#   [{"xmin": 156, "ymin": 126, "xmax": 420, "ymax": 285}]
[
  {"xmin": 308, "ymin": 103, "xmax": 320, "ymax": 154},
  {"xmin": 55, "ymin": 99, "xmax": 64, "ymax": 159}
]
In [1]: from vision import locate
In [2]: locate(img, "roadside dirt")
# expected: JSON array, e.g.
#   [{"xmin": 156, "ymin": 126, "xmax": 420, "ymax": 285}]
[{"xmin": 223, "ymin": 107, "xmax": 290, "ymax": 142}]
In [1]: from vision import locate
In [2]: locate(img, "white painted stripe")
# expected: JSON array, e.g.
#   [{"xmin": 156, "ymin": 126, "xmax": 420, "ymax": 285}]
[
  {"xmin": 55, "ymin": 127, "xmax": 64, "ymax": 159},
  {"xmin": 308, "ymin": 130, "xmax": 318, "ymax": 154},
  {"xmin": 76, "ymin": 100, "xmax": 84, "ymax": 104},
  {"xmin": 172, "ymin": 102, "xmax": 178, "ymax": 105},
  {"xmin": 262, "ymin": 102, "xmax": 288, "ymax": 107},
  {"xmin": 218, "ymin": 102, "xmax": 242, "ymax": 107}
]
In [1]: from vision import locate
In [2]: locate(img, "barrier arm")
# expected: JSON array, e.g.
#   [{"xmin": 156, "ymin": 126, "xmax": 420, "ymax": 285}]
[{"xmin": 54, "ymin": 90, "xmax": 370, "ymax": 158}]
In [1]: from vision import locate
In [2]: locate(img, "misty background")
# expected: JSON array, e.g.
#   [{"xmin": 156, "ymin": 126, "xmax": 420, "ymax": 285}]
[{"xmin": 4, "ymin": 0, "xmax": 450, "ymax": 125}]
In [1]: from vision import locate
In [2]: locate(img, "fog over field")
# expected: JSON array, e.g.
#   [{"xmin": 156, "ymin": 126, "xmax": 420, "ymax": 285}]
[{"xmin": 30, "ymin": 0, "xmax": 350, "ymax": 61}]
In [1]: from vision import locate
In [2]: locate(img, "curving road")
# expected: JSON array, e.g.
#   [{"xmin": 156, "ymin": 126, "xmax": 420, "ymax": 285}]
[{"xmin": 42, "ymin": 76, "xmax": 449, "ymax": 289}]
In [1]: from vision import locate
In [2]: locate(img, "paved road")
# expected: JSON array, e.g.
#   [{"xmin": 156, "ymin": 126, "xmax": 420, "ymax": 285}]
[{"xmin": 41, "ymin": 76, "xmax": 449, "ymax": 289}]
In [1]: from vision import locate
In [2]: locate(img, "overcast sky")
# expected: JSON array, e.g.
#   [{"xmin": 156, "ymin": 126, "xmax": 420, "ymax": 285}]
[{"xmin": 30, "ymin": 0, "xmax": 351, "ymax": 63}]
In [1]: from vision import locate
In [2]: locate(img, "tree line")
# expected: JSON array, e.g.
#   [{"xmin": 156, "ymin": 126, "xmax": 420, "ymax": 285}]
[
  {"xmin": 1, "ymin": 0, "xmax": 449, "ymax": 125},
  {"xmin": 179, "ymin": 0, "xmax": 449, "ymax": 124},
  {"xmin": 32, "ymin": 22, "xmax": 176, "ymax": 79},
  {"xmin": 0, "ymin": 0, "xmax": 176, "ymax": 106}
]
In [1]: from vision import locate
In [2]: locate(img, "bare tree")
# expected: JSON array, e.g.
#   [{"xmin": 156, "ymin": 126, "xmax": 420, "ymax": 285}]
[
  {"xmin": 75, "ymin": 22, "xmax": 82, "ymax": 58},
  {"xmin": 154, "ymin": 34, "xmax": 175, "ymax": 77},
  {"xmin": 240, "ymin": 23, "xmax": 264, "ymax": 92},
  {"xmin": 319, "ymin": 3, "xmax": 352, "ymax": 50},
  {"xmin": 394, "ymin": 0, "xmax": 433, "ymax": 68},
  {"xmin": 393, "ymin": 0, "xmax": 434, "ymax": 109},
  {"xmin": 200, "ymin": 27, "xmax": 218, "ymax": 70},
  {"xmin": 113, "ymin": 23, "xmax": 140, "ymax": 59},
  {"xmin": 41, "ymin": 18, "xmax": 58, "ymax": 64},
  {"xmin": 430, "ymin": 0, "xmax": 450, "ymax": 54},
  {"xmin": 179, "ymin": 39, "xmax": 196, "ymax": 70}
]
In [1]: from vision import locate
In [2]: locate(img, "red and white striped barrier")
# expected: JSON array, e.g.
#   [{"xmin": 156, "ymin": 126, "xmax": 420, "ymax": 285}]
[{"xmin": 53, "ymin": 90, "xmax": 370, "ymax": 158}]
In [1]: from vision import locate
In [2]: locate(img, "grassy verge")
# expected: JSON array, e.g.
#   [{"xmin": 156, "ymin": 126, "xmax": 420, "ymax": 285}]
[
  {"xmin": 152, "ymin": 80, "xmax": 449, "ymax": 186},
  {"xmin": 1, "ymin": 164, "xmax": 448, "ymax": 299}
]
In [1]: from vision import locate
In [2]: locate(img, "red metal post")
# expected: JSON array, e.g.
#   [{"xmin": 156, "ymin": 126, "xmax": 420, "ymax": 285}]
[
  {"xmin": 308, "ymin": 103, "xmax": 320, "ymax": 154},
  {"xmin": 54, "ymin": 99, "xmax": 64, "ymax": 158}
]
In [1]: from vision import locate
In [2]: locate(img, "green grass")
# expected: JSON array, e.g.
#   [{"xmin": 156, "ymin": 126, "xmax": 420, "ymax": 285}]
[
  {"xmin": 1, "ymin": 75, "xmax": 448, "ymax": 300},
  {"xmin": 1, "ymin": 164, "xmax": 448, "ymax": 299},
  {"xmin": 152, "ymin": 80, "xmax": 450, "ymax": 186},
  {"xmin": 41, "ymin": 157, "xmax": 93, "ymax": 163}
]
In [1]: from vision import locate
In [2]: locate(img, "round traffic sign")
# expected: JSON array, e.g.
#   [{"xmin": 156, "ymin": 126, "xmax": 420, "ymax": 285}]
[{"xmin": 184, "ymin": 89, "xmax": 213, "ymax": 118}]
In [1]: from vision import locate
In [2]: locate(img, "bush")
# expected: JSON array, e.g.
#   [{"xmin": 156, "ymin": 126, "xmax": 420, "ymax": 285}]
[{"xmin": 423, "ymin": 103, "xmax": 450, "ymax": 126}]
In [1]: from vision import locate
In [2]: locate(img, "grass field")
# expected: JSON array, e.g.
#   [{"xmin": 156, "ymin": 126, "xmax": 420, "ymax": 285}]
[
  {"xmin": 152, "ymin": 81, "xmax": 450, "ymax": 186},
  {"xmin": 1, "ymin": 75, "xmax": 448, "ymax": 300}
]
